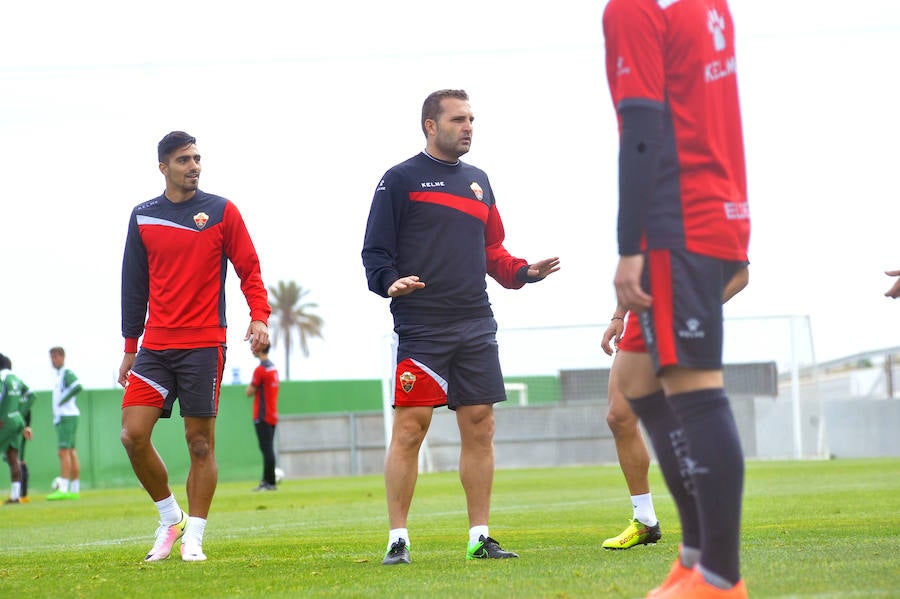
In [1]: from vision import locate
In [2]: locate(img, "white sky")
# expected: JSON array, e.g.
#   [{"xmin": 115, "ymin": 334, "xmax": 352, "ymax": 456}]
[{"xmin": 2, "ymin": 1, "xmax": 898, "ymax": 390}]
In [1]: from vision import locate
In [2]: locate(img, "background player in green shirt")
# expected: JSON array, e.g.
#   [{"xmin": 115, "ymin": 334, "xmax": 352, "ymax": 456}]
[{"xmin": 1, "ymin": 352, "xmax": 29, "ymax": 504}]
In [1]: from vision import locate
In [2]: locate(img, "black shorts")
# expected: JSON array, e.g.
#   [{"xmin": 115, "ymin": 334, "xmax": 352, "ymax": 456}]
[
  {"xmin": 122, "ymin": 346, "xmax": 226, "ymax": 418},
  {"xmin": 639, "ymin": 249, "xmax": 745, "ymax": 373},
  {"xmin": 392, "ymin": 317, "xmax": 507, "ymax": 410}
]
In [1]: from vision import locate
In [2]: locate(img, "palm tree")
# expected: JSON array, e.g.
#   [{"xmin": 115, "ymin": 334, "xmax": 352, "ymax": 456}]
[{"xmin": 267, "ymin": 280, "xmax": 324, "ymax": 380}]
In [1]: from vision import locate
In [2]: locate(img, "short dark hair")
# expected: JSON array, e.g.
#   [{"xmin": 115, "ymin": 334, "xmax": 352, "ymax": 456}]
[
  {"xmin": 158, "ymin": 131, "xmax": 196, "ymax": 163},
  {"xmin": 259, "ymin": 342, "xmax": 271, "ymax": 354},
  {"xmin": 0, "ymin": 353, "xmax": 10, "ymax": 370},
  {"xmin": 421, "ymin": 89, "xmax": 469, "ymax": 135},
  {"xmin": 49, "ymin": 346, "xmax": 65, "ymax": 357}
]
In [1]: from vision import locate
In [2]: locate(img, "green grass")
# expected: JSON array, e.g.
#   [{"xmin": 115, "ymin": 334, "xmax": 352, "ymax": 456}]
[{"xmin": 2, "ymin": 459, "xmax": 899, "ymax": 598}]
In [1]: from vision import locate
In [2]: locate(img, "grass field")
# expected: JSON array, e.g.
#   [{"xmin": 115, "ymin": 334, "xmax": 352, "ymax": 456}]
[{"xmin": 2, "ymin": 458, "xmax": 898, "ymax": 598}]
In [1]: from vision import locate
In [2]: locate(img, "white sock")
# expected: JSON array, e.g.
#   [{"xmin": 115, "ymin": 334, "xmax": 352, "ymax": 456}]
[
  {"xmin": 631, "ymin": 493, "xmax": 658, "ymax": 526},
  {"xmin": 184, "ymin": 516, "xmax": 207, "ymax": 546},
  {"xmin": 10, "ymin": 482, "xmax": 21, "ymax": 500},
  {"xmin": 70, "ymin": 479, "xmax": 80, "ymax": 493},
  {"xmin": 59, "ymin": 478, "xmax": 70, "ymax": 493},
  {"xmin": 388, "ymin": 528, "xmax": 409, "ymax": 549},
  {"xmin": 154, "ymin": 494, "xmax": 183, "ymax": 526},
  {"xmin": 469, "ymin": 525, "xmax": 489, "ymax": 545}
]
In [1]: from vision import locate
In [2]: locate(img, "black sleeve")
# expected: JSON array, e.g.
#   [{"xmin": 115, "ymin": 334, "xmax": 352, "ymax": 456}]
[
  {"xmin": 121, "ymin": 211, "xmax": 150, "ymax": 339},
  {"xmin": 617, "ymin": 103, "xmax": 664, "ymax": 256},
  {"xmin": 362, "ymin": 172, "xmax": 404, "ymax": 298}
]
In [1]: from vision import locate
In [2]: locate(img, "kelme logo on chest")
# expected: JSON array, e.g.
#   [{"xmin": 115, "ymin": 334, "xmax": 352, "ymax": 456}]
[{"xmin": 193, "ymin": 212, "xmax": 209, "ymax": 229}]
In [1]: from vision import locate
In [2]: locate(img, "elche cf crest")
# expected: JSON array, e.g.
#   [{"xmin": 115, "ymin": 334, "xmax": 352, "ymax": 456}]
[
  {"xmin": 193, "ymin": 212, "xmax": 209, "ymax": 229},
  {"xmin": 469, "ymin": 182, "xmax": 483, "ymax": 201},
  {"xmin": 399, "ymin": 371, "xmax": 416, "ymax": 393}
]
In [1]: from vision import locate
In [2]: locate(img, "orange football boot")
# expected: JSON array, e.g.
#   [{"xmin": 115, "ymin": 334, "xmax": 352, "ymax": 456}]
[
  {"xmin": 652, "ymin": 568, "xmax": 747, "ymax": 599},
  {"xmin": 645, "ymin": 557, "xmax": 694, "ymax": 598}
]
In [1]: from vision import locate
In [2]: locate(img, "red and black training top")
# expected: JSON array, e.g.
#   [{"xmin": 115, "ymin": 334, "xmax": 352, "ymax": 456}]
[
  {"xmin": 362, "ymin": 152, "xmax": 534, "ymax": 327},
  {"xmin": 604, "ymin": 0, "xmax": 750, "ymax": 261},
  {"xmin": 121, "ymin": 190, "xmax": 270, "ymax": 353},
  {"xmin": 250, "ymin": 358, "xmax": 279, "ymax": 425}
]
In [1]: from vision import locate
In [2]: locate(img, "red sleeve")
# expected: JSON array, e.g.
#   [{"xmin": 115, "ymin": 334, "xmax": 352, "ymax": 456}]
[
  {"xmin": 485, "ymin": 204, "xmax": 527, "ymax": 290},
  {"xmin": 251, "ymin": 364, "xmax": 264, "ymax": 388},
  {"xmin": 603, "ymin": 0, "xmax": 666, "ymax": 110},
  {"xmin": 222, "ymin": 201, "xmax": 271, "ymax": 324}
]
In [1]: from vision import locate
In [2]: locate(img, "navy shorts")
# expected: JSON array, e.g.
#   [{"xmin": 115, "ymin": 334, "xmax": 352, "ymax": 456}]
[
  {"xmin": 639, "ymin": 249, "xmax": 745, "ymax": 373},
  {"xmin": 122, "ymin": 346, "xmax": 225, "ymax": 418},
  {"xmin": 392, "ymin": 317, "xmax": 507, "ymax": 410}
]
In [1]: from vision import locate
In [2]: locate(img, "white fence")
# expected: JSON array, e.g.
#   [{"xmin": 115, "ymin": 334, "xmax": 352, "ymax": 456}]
[
  {"xmin": 386, "ymin": 316, "xmax": 826, "ymax": 460},
  {"xmin": 274, "ymin": 318, "xmax": 900, "ymax": 479}
]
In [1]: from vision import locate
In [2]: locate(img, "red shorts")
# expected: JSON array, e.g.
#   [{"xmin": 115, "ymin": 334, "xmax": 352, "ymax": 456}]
[{"xmin": 617, "ymin": 311, "xmax": 646, "ymax": 353}]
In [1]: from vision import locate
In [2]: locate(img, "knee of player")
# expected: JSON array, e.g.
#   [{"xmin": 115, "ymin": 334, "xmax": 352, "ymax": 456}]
[
  {"xmin": 391, "ymin": 422, "xmax": 429, "ymax": 449},
  {"xmin": 459, "ymin": 411, "xmax": 495, "ymax": 444},
  {"xmin": 120, "ymin": 427, "xmax": 143, "ymax": 453},
  {"xmin": 606, "ymin": 406, "xmax": 638, "ymax": 435},
  {"xmin": 185, "ymin": 434, "xmax": 214, "ymax": 460}
]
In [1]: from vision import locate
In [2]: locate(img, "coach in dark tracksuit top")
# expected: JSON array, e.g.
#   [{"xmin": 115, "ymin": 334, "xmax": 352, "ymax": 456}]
[{"xmin": 362, "ymin": 89, "xmax": 560, "ymax": 566}]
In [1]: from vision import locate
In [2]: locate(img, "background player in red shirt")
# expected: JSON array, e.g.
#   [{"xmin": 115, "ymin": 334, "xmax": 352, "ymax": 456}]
[
  {"xmin": 118, "ymin": 131, "xmax": 270, "ymax": 563},
  {"xmin": 245, "ymin": 343, "xmax": 279, "ymax": 491},
  {"xmin": 604, "ymin": 1, "xmax": 750, "ymax": 597}
]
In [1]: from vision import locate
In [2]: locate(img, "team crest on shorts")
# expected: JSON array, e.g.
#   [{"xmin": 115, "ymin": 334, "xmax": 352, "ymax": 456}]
[
  {"xmin": 193, "ymin": 212, "xmax": 209, "ymax": 229},
  {"xmin": 399, "ymin": 371, "xmax": 416, "ymax": 393},
  {"xmin": 469, "ymin": 182, "xmax": 483, "ymax": 201}
]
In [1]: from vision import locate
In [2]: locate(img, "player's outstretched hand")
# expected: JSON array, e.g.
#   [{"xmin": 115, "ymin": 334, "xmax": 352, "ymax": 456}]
[
  {"xmin": 885, "ymin": 270, "xmax": 900, "ymax": 299},
  {"xmin": 527, "ymin": 257, "xmax": 561, "ymax": 280},
  {"xmin": 388, "ymin": 275, "xmax": 426, "ymax": 297}
]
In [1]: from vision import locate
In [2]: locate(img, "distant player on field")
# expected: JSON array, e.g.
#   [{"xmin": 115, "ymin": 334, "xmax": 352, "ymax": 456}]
[
  {"xmin": 13, "ymin": 356, "xmax": 35, "ymax": 503},
  {"xmin": 363, "ymin": 89, "xmax": 559, "ymax": 565},
  {"xmin": 118, "ymin": 131, "xmax": 270, "ymax": 562},
  {"xmin": 47, "ymin": 346, "xmax": 82, "ymax": 500},
  {"xmin": 0, "ymin": 352, "xmax": 30, "ymax": 504},
  {"xmin": 604, "ymin": 0, "xmax": 751, "ymax": 596},
  {"xmin": 0, "ymin": 354, "xmax": 37, "ymax": 503},
  {"xmin": 245, "ymin": 342, "xmax": 280, "ymax": 491}
]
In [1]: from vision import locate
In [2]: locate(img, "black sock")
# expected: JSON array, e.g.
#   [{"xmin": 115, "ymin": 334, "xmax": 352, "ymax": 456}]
[
  {"xmin": 628, "ymin": 391, "xmax": 701, "ymax": 551},
  {"xmin": 20, "ymin": 462, "xmax": 29, "ymax": 497},
  {"xmin": 668, "ymin": 387, "xmax": 744, "ymax": 585}
]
